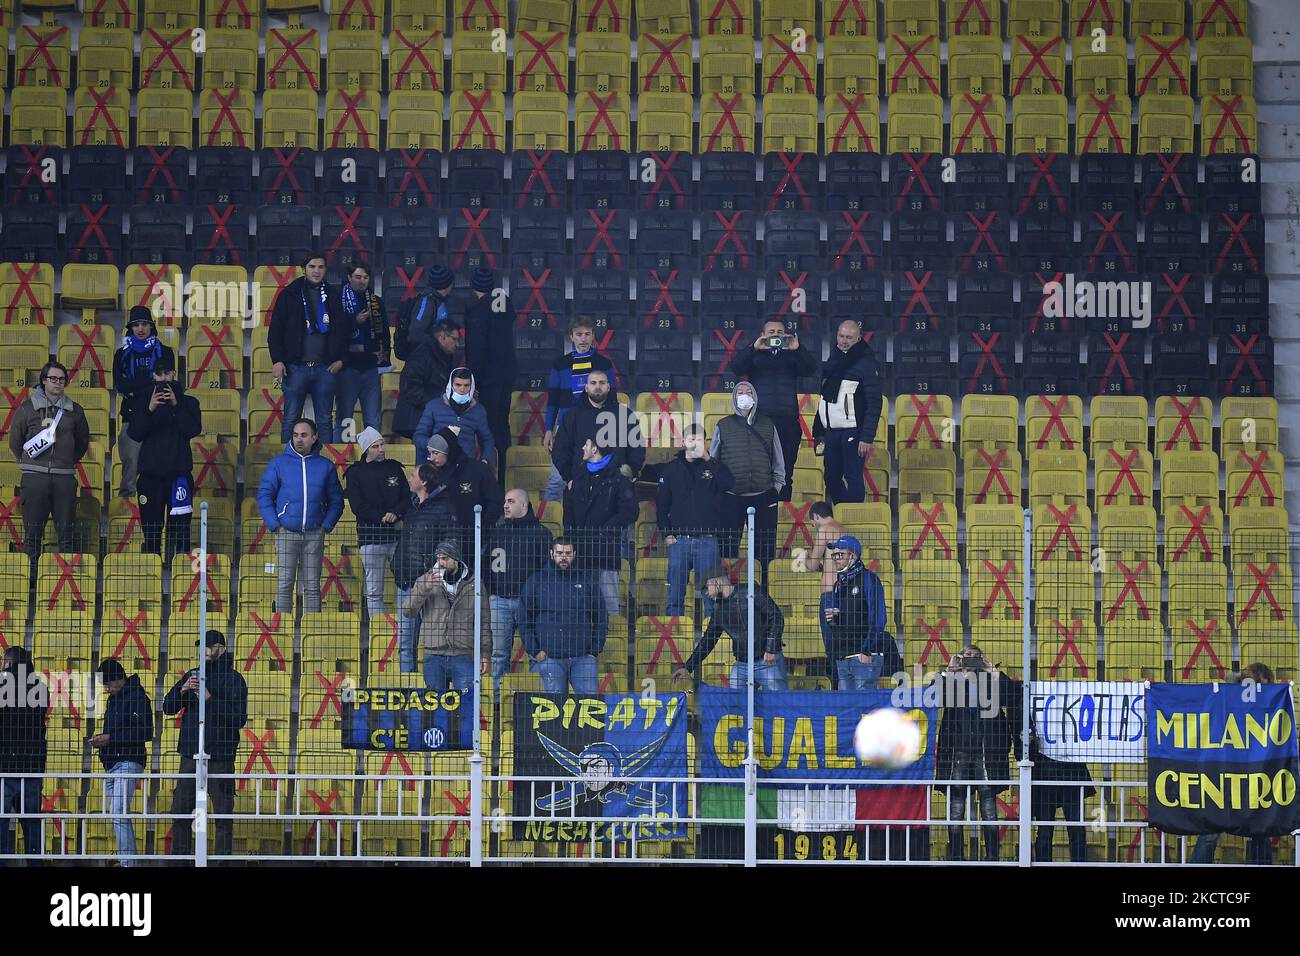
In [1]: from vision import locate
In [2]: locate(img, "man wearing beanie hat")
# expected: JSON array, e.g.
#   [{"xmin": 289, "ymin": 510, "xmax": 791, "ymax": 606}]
[
  {"xmin": 343, "ymin": 427, "xmax": 410, "ymax": 614},
  {"xmin": 463, "ymin": 266, "xmax": 516, "ymax": 479},
  {"xmin": 404, "ymin": 537, "xmax": 490, "ymax": 694},
  {"xmin": 90, "ymin": 657, "xmax": 152, "ymax": 867},
  {"xmin": 394, "ymin": 263, "xmax": 455, "ymax": 362},
  {"xmin": 113, "ymin": 304, "xmax": 175, "ymax": 496},
  {"xmin": 822, "ymin": 534, "xmax": 901, "ymax": 687}
]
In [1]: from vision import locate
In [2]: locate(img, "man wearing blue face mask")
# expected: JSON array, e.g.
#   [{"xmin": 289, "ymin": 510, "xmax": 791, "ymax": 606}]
[{"xmin": 413, "ymin": 367, "xmax": 496, "ymax": 465}]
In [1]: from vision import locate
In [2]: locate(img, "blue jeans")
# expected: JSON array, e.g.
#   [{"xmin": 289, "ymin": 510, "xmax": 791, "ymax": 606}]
[
  {"xmin": 424, "ymin": 654, "xmax": 476, "ymax": 694},
  {"xmin": 1190, "ymin": 831, "xmax": 1272, "ymax": 865},
  {"xmin": 730, "ymin": 654, "xmax": 788, "ymax": 691},
  {"xmin": 491, "ymin": 596, "xmax": 522, "ymax": 678},
  {"xmin": 837, "ymin": 657, "xmax": 881, "ymax": 690},
  {"xmin": 281, "ymin": 363, "xmax": 339, "ymax": 442},
  {"xmin": 334, "ymin": 366, "xmax": 381, "ymax": 442},
  {"xmin": 105, "ymin": 760, "xmax": 143, "ymax": 867},
  {"xmin": 536, "ymin": 655, "xmax": 599, "ymax": 694},
  {"xmin": 397, "ymin": 586, "xmax": 421, "ymax": 673},
  {"xmin": 824, "ymin": 429, "xmax": 866, "ymax": 504},
  {"xmin": 666, "ymin": 536, "xmax": 720, "ymax": 617},
  {"xmin": 0, "ymin": 776, "xmax": 41, "ymax": 860}
]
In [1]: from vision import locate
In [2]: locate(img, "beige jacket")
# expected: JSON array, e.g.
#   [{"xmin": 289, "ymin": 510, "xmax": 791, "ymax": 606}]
[{"xmin": 403, "ymin": 562, "xmax": 490, "ymax": 660}]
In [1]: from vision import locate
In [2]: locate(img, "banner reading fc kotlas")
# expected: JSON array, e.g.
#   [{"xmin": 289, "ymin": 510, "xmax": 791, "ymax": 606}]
[
  {"xmin": 511, "ymin": 693, "xmax": 688, "ymax": 843},
  {"xmin": 1147, "ymin": 683, "xmax": 1300, "ymax": 837}
]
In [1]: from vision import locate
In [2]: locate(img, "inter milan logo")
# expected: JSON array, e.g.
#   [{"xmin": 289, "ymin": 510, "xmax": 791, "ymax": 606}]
[{"xmin": 534, "ymin": 736, "xmax": 674, "ymax": 813}]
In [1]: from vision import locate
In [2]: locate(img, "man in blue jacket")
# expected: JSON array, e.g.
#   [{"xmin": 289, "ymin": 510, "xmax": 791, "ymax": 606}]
[
  {"xmin": 822, "ymin": 535, "xmax": 902, "ymax": 688},
  {"xmin": 414, "ymin": 367, "xmax": 495, "ymax": 464},
  {"xmin": 256, "ymin": 418, "xmax": 345, "ymax": 614},
  {"xmin": 163, "ymin": 630, "xmax": 248, "ymax": 859},
  {"xmin": 90, "ymin": 658, "xmax": 152, "ymax": 867},
  {"xmin": 517, "ymin": 538, "xmax": 608, "ymax": 694}
]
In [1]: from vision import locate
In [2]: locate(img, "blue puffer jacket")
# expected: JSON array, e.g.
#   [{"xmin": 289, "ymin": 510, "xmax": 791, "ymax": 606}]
[
  {"xmin": 518, "ymin": 564, "xmax": 609, "ymax": 659},
  {"xmin": 256, "ymin": 439, "xmax": 345, "ymax": 532},
  {"xmin": 413, "ymin": 370, "xmax": 496, "ymax": 463}
]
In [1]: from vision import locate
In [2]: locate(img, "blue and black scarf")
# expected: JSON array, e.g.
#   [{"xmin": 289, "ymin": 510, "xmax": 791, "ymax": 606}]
[
  {"xmin": 120, "ymin": 334, "xmax": 161, "ymax": 379},
  {"xmin": 301, "ymin": 281, "xmax": 331, "ymax": 335}
]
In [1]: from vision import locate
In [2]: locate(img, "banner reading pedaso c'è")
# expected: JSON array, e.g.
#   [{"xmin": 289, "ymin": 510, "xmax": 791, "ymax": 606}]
[
  {"xmin": 1147, "ymin": 682, "xmax": 1300, "ymax": 837},
  {"xmin": 341, "ymin": 687, "xmax": 473, "ymax": 752},
  {"xmin": 511, "ymin": 693, "xmax": 689, "ymax": 843}
]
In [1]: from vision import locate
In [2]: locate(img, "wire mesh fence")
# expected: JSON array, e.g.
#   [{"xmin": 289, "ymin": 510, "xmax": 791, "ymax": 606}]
[{"xmin": 0, "ymin": 477, "xmax": 1297, "ymax": 865}]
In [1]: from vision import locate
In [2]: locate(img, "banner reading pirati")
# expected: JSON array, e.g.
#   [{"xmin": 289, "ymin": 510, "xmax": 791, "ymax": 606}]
[
  {"xmin": 511, "ymin": 693, "xmax": 689, "ymax": 843},
  {"xmin": 1147, "ymin": 682, "xmax": 1300, "ymax": 837}
]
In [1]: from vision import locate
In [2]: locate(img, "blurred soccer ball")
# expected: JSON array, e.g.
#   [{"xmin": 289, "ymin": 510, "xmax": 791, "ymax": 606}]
[{"xmin": 853, "ymin": 708, "xmax": 922, "ymax": 769}]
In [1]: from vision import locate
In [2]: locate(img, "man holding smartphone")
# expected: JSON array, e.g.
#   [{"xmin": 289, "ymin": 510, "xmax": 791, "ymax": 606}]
[{"xmin": 127, "ymin": 352, "xmax": 202, "ymax": 557}]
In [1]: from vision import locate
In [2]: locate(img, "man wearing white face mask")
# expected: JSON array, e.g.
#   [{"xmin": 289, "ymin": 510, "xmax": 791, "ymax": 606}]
[
  {"xmin": 709, "ymin": 381, "xmax": 784, "ymax": 566},
  {"xmin": 413, "ymin": 367, "xmax": 496, "ymax": 465}
]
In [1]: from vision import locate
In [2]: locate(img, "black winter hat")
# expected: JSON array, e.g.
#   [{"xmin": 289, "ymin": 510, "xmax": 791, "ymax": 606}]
[
  {"xmin": 471, "ymin": 267, "xmax": 495, "ymax": 293},
  {"xmin": 427, "ymin": 265, "xmax": 454, "ymax": 292}
]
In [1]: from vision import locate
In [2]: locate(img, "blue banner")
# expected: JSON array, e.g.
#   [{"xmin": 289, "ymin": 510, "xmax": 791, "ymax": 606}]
[
  {"xmin": 1147, "ymin": 682, "xmax": 1300, "ymax": 836},
  {"xmin": 699, "ymin": 688, "xmax": 938, "ymax": 781},
  {"xmin": 342, "ymin": 688, "xmax": 474, "ymax": 752}
]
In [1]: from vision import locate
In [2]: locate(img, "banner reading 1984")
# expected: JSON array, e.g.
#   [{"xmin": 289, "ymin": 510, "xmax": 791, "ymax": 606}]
[{"xmin": 1147, "ymin": 682, "xmax": 1300, "ymax": 837}]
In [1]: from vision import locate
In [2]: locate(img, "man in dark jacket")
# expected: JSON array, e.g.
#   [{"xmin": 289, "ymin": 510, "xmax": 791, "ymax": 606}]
[
  {"xmin": 935, "ymin": 647, "xmax": 1014, "ymax": 862},
  {"xmin": 656, "ymin": 424, "xmax": 734, "ymax": 617},
  {"xmin": 333, "ymin": 262, "xmax": 390, "ymax": 443},
  {"xmin": 551, "ymin": 368, "xmax": 645, "ymax": 490},
  {"xmin": 163, "ymin": 630, "xmax": 249, "ymax": 859},
  {"xmin": 267, "ymin": 251, "xmax": 350, "ymax": 442},
  {"xmin": 0, "ymin": 647, "xmax": 46, "ymax": 861},
  {"xmin": 518, "ymin": 538, "xmax": 608, "ymax": 694},
  {"xmin": 343, "ymin": 426, "xmax": 410, "ymax": 615},
  {"xmin": 815, "ymin": 320, "xmax": 884, "ymax": 504},
  {"xmin": 709, "ymin": 381, "xmax": 785, "ymax": 565},
  {"xmin": 822, "ymin": 535, "xmax": 902, "ymax": 687},
  {"xmin": 463, "ymin": 266, "xmax": 517, "ymax": 478},
  {"xmin": 392, "ymin": 264, "xmax": 455, "ymax": 439},
  {"xmin": 392, "ymin": 462, "xmax": 457, "ymax": 672},
  {"xmin": 729, "ymin": 319, "xmax": 818, "ymax": 500},
  {"xmin": 91, "ymin": 658, "xmax": 152, "ymax": 868},
  {"xmin": 128, "ymin": 351, "xmax": 202, "ymax": 558},
  {"xmin": 673, "ymin": 566, "xmax": 786, "ymax": 690},
  {"xmin": 565, "ymin": 439, "xmax": 638, "ymax": 618},
  {"xmin": 487, "ymin": 488, "xmax": 553, "ymax": 677},
  {"xmin": 113, "ymin": 305, "xmax": 175, "ymax": 497},
  {"xmin": 426, "ymin": 426, "xmax": 503, "ymax": 563}
]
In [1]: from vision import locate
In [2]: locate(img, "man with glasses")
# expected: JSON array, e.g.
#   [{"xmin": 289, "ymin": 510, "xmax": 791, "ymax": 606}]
[
  {"xmin": 822, "ymin": 535, "xmax": 901, "ymax": 688},
  {"xmin": 7, "ymin": 361, "xmax": 90, "ymax": 555}
]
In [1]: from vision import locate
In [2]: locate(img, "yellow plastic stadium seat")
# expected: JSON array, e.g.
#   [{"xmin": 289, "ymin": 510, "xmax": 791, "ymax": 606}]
[
  {"xmin": 144, "ymin": 0, "xmax": 200, "ymax": 30},
  {"xmin": 1135, "ymin": 33, "xmax": 1192, "ymax": 97},
  {"xmin": 965, "ymin": 504, "xmax": 1023, "ymax": 565},
  {"xmin": 301, "ymin": 609, "xmax": 363, "ymax": 664},
  {"xmin": 0, "ymin": 262, "xmax": 54, "ymax": 327},
  {"xmin": 202, "ymin": 27, "xmax": 258, "ymax": 90},
  {"xmin": 1097, "ymin": 504, "xmax": 1158, "ymax": 566},
  {"xmin": 895, "ymin": 393, "xmax": 953, "ymax": 453},
  {"xmin": 197, "ymin": 388, "xmax": 242, "ymax": 439},
  {"xmin": 1069, "ymin": 0, "xmax": 1124, "ymax": 39},
  {"xmin": 1225, "ymin": 447, "xmax": 1284, "ymax": 513},
  {"xmin": 575, "ymin": 89, "xmax": 631, "ymax": 152},
  {"xmin": 634, "ymin": 615, "xmax": 694, "ymax": 675},
  {"xmin": 576, "ymin": 32, "xmax": 633, "ymax": 95},
  {"xmin": 124, "ymin": 263, "xmax": 180, "ymax": 327},
  {"xmin": 1229, "ymin": 505, "xmax": 1287, "ymax": 573},
  {"xmin": 960, "ymin": 395, "xmax": 1019, "ymax": 455},
  {"xmin": 1024, "ymin": 394, "xmax": 1082, "ymax": 453},
  {"xmin": 188, "ymin": 264, "xmax": 248, "ymax": 325},
  {"xmin": 888, "ymin": 93, "xmax": 944, "ymax": 153},
  {"xmin": 760, "ymin": 0, "xmax": 814, "ymax": 35},
  {"xmin": 1194, "ymin": 0, "xmax": 1247, "ymax": 40},
  {"xmin": 635, "ymin": 391, "xmax": 694, "ymax": 466},
  {"xmin": 392, "ymin": 0, "xmax": 445, "ymax": 33},
  {"xmin": 1137, "ymin": 95, "xmax": 1194, "ymax": 155},
  {"xmin": 700, "ymin": 0, "xmax": 752, "ymax": 35},
  {"xmin": 1160, "ymin": 449, "xmax": 1219, "ymax": 511},
  {"xmin": 1153, "ymin": 395, "xmax": 1211, "ymax": 458},
  {"xmin": 761, "ymin": 94, "xmax": 818, "ymax": 154},
  {"xmin": 637, "ymin": 0, "xmax": 689, "ymax": 35},
  {"xmin": 1011, "ymin": 94, "xmax": 1068, "ymax": 153},
  {"xmin": 899, "ymin": 500, "xmax": 956, "ymax": 562},
  {"xmin": 823, "ymin": 35, "xmax": 878, "ymax": 99},
  {"xmin": 970, "ymin": 557, "xmax": 1024, "ymax": 639},
  {"xmin": 898, "ymin": 448, "xmax": 957, "ymax": 507},
  {"xmin": 1132, "ymin": 0, "xmax": 1185, "ymax": 36},
  {"xmin": 325, "ymin": 88, "xmax": 380, "ymax": 150},
  {"xmin": 15, "ymin": 24, "xmax": 72, "ymax": 90},
  {"xmin": 137, "ymin": 87, "xmax": 193, "ymax": 148},
  {"xmin": 262, "ymin": 88, "xmax": 321, "ymax": 150},
  {"xmin": 202, "ymin": 0, "xmax": 257, "ymax": 29},
  {"xmin": 949, "ymin": 35, "xmax": 1004, "ymax": 97},
  {"xmin": 885, "ymin": 0, "xmax": 940, "ymax": 38},
  {"xmin": 389, "ymin": 29, "xmax": 444, "ymax": 93},
  {"xmin": 36, "ymin": 552, "xmax": 96, "ymax": 620},
  {"xmin": 1089, "ymin": 396, "xmax": 1147, "ymax": 456},
  {"xmin": 577, "ymin": 0, "xmax": 630, "ymax": 34},
  {"xmin": 1168, "ymin": 563, "xmax": 1229, "ymax": 681},
  {"xmin": 518, "ymin": 0, "xmax": 573, "ymax": 33},
  {"xmin": 761, "ymin": 34, "xmax": 816, "ymax": 97},
  {"xmin": 1034, "ymin": 564, "xmax": 1097, "ymax": 679},
  {"xmin": 950, "ymin": 0, "xmax": 1000, "ymax": 34},
  {"xmin": 885, "ymin": 32, "xmax": 940, "ymax": 98},
  {"xmin": 1101, "ymin": 557, "xmax": 1159, "ymax": 629},
  {"xmin": 56, "ymin": 324, "xmax": 115, "ymax": 389},
  {"xmin": 1221, "ymin": 397, "xmax": 1279, "ymax": 459},
  {"xmin": 199, "ymin": 87, "xmax": 254, "ymax": 149},
  {"xmin": 513, "ymin": 29, "xmax": 569, "ymax": 95},
  {"xmin": 1033, "ymin": 501, "xmax": 1091, "ymax": 564},
  {"xmin": 451, "ymin": 32, "xmax": 508, "ymax": 93},
  {"xmin": 386, "ymin": 90, "xmax": 445, "ymax": 151},
  {"xmin": 449, "ymin": 89, "xmax": 505, "ymax": 151},
  {"xmin": 453, "ymin": 0, "xmax": 507, "ymax": 32},
  {"xmin": 59, "ymin": 263, "xmax": 119, "ymax": 315},
  {"xmin": 1028, "ymin": 449, "xmax": 1088, "ymax": 510},
  {"xmin": 633, "ymin": 90, "xmax": 692, "ymax": 153},
  {"xmin": 1075, "ymin": 92, "xmax": 1132, "ymax": 155},
  {"xmin": 825, "ymin": 91, "xmax": 880, "ymax": 153},
  {"xmin": 513, "ymin": 91, "xmax": 571, "ymax": 152},
  {"xmin": 1198, "ymin": 37, "xmax": 1254, "ymax": 99},
  {"xmin": 638, "ymin": 33, "xmax": 693, "ymax": 96},
  {"xmin": 140, "ymin": 25, "xmax": 199, "ymax": 91},
  {"xmin": 326, "ymin": 30, "xmax": 383, "ymax": 92},
  {"xmin": 901, "ymin": 561, "xmax": 960, "ymax": 669},
  {"xmin": 1010, "ymin": 34, "xmax": 1066, "ymax": 98},
  {"xmin": 77, "ymin": 28, "xmax": 133, "ymax": 90},
  {"xmin": 1071, "ymin": 37, "xmax": 1127, "ymax": 99},
  {"xmin": 1009, "ymin": 0, "xmax": 1062, "ymax": 37},
  {"xmin": 951, "ymin": 91, "xmax": 1006, "ymax": 154},
  {"xmin": 10, "ymin": 87, "xmax": 68, "ymax": 147},
  {"xmin": 699, "ymin": 35, "xmax": 755, "ymax": 102},
  {"xmin": 1235, "ymin": 556, "xmax": 1293, "ymax": 639},
  {"xmin": 964, "ymin": 446, "xmax": 1022, "ymax": 508},
  {"xmin": 1094, "ymin": 446, "xmax": 1154, "ymax": 509},
  {"xmin": 1200, "ymin": 94, "xmax": 1256, "ymax": 155},
  {"xmin": 265, "ymin": 27, "xmax": 322, "ymax": 92}
]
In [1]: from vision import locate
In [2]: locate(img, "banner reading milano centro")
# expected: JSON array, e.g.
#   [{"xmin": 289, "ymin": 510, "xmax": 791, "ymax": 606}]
[{"xmin": 1147, "ymin": 683, "xmax": 1300, "ymax": 837}]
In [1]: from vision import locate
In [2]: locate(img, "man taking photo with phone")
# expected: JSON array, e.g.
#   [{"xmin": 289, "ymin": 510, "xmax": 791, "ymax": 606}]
[{"xmin": 128, "ymin": 352, "xmax": 202, "ymax": 557}]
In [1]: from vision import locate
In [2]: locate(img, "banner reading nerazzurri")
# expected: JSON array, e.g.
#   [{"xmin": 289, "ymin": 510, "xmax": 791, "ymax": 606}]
[
  {"xmin": 699, "ymin": 688, "xmax": 938, "ymax": 780},
  {"xmin": 1148, "ymin": 683, "xmax": 1300, "ymax": 837},
  {"xmin": 341, "ymin": 688, "xmax": 473, "ymax": 752},
  {"xmin": 1029, "ymin": 681, "xmax": 1146, "ymax": 763},
  {"xmin": 512, "ymin": 693, "xmax": 689, "ymax": 842}
]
